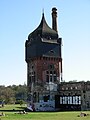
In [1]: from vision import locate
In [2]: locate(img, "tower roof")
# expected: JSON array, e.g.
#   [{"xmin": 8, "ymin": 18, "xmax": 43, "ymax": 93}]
[{"xmin": 28, "ymin": 13, "xmax": 58, "ymax": 39}]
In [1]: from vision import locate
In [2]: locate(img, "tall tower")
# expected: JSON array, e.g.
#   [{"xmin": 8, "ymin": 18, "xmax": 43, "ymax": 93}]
[{"xmin": 25, "ymin": 8, "xmax": 62, "ymax": 111}]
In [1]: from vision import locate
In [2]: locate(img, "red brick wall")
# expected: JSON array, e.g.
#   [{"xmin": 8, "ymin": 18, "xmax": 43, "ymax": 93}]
[{"xmin": 33, "ymin": 57, "xmax": 62, "ymax": 82}]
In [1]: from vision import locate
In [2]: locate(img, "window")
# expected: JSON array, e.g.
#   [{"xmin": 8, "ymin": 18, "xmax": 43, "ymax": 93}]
[
  {"xmin": 50, "ymin": 75, "xmax": 52, "ymax": 82},
  {"xmin": 32, "ymin": 65, "xmax": 34, "ymax": 69},
  {"xmin": 62, "ymin": 87, "xmax": 64, "ymax": 90},
  {"xmin": 50, "ymin": 71, "xmax": 52, "ymax": 74},
  {"xmin": 71, "ymin": 87, "xmax": 72, "ymax": 90},
  {"xmin": 54, "ymin": 75, "xmax": 57, "ymax": 82},
  {"xmin": 83, "ymin": 90, "xmax": 85, "ymax": 93},
  {"xmin": 46, "ymin": 75, "xmax": 49, "ymax": 82},
  {"xmin": 75, "ymin": 86, "xmax": 77, "ymax": 89},
  {"xmin": 32, "ymin": 76, "xmax": 35, "ymax": 83},
  {"xmin": 46, "ymin": 71, "xmax": 49, "ymax": 74},
  {"xmin": 54, "ymin": 71, "xmax": 57, "ymax": 82},
  {"xmin": 50, "ymin": 50, "xmax": 54, "ymax": 54},
  {"xmin": 29, "ymin": 71, "xmax": 36, "ymax": 83},
  {"xmin": 48, "ymin": 64, "xmax": 54, "ymax": 69},
  {"xmin": 66, "ymin": 87, "xmax": 68, "ymax": 90},
  {"xmin": 54, "ymin": 71, "xmax": 56, "ymax": 74},
  {"xmin": 44, "ymin": 95, "xmax": 50, "ymax": 102},
  {"xmin": 29, "ymin": 76, "xmax": 31, "ymax": 83},
  {"xmin": 46, "ymin": 70, "xmax": 57, "ymax": 83},
  {"xmin": 84, "ymin": 94, "xmax": 85, "ymax": 99}
]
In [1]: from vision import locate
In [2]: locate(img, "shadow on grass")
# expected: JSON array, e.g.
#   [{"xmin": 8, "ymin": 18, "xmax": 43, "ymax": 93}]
[{"xmin": 16, "ymin": 106, "xmax": 26, "ymax": 109}]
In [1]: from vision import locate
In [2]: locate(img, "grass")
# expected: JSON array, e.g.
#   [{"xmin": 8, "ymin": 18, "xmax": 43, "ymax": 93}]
[
  {"xmin": 0, "ymin": 104, "xmax": 90, "ymax": 120},
  {"xmin": 0, "ymin": 104, "xmax": 26, "ymax": 110}
]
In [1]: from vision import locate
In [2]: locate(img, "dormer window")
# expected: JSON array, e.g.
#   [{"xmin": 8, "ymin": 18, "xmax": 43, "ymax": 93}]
[
  {"xmin": 50, "ymin": 50, "xmax": 54, "ymax": 54},
  {"xmin": 30, "ymin": 38, "xmax": 33, "ymax": 42}
]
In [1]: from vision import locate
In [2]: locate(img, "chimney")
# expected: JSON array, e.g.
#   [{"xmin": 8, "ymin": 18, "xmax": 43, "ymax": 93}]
[{"xmin": 52, "ymin": 7, "xmax": 57, "ymax": 32}]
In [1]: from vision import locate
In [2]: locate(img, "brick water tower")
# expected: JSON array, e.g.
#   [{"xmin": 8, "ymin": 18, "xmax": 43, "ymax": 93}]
[{"xmin": 25, "ymin": 7, "xmax": 62, "ymax": 111}]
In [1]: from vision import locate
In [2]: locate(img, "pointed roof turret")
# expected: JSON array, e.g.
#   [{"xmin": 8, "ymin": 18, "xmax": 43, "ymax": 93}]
[{"xmin": 28, "ymin": 13, "xmax": 58, "ymax": 40}]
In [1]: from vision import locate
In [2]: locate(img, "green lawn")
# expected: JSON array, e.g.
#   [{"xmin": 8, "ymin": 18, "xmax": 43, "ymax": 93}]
[
  {"xmin": 0, "ymin": 104, "xmax": 26, "ymax": 110},
  {"xmin": 0, "ymin": 105, "xmax": 90, "ymax": 120}
]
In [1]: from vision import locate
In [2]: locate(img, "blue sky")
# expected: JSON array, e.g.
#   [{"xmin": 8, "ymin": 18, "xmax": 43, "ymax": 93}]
[{"xmin": 0, "ymin": 0, "xmax": 90, "ymax": 86}]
